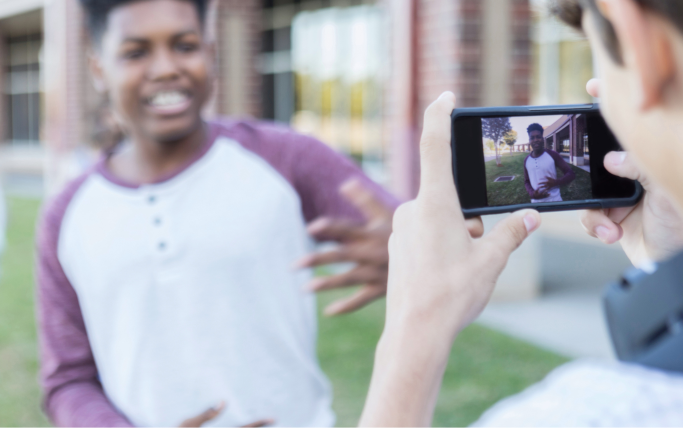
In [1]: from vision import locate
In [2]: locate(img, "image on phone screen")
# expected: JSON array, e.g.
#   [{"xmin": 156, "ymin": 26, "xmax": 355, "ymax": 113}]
[
  {"xmin": 482, "ymin": 114, "xmax": 590, "ymax": 207},
  {"xmin": 452, "ymin": 106, "xmax": 641, "ymax": 216}
]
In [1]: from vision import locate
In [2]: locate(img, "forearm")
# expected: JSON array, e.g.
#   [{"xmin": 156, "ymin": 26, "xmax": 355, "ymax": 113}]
[
  {"xmin": 360, "ymin": 319, "xmax": 455, "ymax": 427},
  {"xmin": 555, "ymin": 170, "xmax": 576, "ymax": 187},
  {"xmin": 48, "ymin": 382, "xmax": 133, "ymax": 427}
]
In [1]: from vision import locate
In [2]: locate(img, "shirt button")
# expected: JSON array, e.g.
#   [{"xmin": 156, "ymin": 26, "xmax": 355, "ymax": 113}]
[
  {"xmin": 148, "ymin": 195, "xmax": 156, "ymax": 204},
  {"xmin": 158, "ymin": 242, "xmax": 166, "ymax": 251},
  {"xmin": 154, "ymin": 217, "xmax": 162, "ymax": 226}
]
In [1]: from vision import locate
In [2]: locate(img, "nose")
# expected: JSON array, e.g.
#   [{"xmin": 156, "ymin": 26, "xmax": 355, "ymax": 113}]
[{"xmin": 147, "ymin": 48, "xmax": 180, "ymax": 81}]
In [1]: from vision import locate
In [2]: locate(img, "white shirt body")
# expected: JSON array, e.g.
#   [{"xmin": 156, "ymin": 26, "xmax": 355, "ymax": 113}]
[
  {"xmin": 57, "ymin": 138, "xmax": 334, "ymax": 427},
  {"xmin": 526, "ymin": 152, "xmax": 563, "ymax": 203}
]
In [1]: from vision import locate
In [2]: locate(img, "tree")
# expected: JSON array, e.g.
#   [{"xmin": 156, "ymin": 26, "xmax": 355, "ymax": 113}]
[
  {"xmin": 482, "ymin": 117, "xmax": 512, "ymax": 166},
  {"xmin": 484, "ymin": 139, "xmax": 495, "ymax": 153},
  {"xmin": 504, "ymin": 129, "xmax": 518, "ymax": 154}
]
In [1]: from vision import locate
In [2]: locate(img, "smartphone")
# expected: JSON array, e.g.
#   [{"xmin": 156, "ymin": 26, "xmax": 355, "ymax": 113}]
[{"xmin": 451, "ymin": 104, "xmax": 643, "ymax": 218}]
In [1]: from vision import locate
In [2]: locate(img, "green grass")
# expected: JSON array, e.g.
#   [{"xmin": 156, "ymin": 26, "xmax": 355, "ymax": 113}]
[
  {"xmin": 0, "ymin": 197, "xmax": 568, "ymax": 427},
  {"xmin": 486, "ymin": 152, "xmax": 592, "ymax": 207},
  {"xmin": 317, "ymin": 291, "xmax": 568, "ymax": 426},
  {"xmin": 0, "ymin": 197, "xmax": 50, "ymax": 427}
]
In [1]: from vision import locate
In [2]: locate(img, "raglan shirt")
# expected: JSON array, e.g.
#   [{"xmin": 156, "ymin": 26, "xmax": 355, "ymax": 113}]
[
  {"xmin": 35, "ymin": 119, "xmax": 399, "ymax": 427},
  {"xmin": 523, "ymin": 150, "xmax": 576, "ymax": 203}
]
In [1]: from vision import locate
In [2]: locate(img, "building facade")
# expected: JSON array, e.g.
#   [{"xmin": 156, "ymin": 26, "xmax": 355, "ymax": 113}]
[{"xmin": 0, "ymin": 0, "xmax": 597, "ymax": 201}]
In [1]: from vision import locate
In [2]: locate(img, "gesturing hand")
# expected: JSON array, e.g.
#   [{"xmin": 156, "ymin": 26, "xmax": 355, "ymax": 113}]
[
  {"xmin": 296, "ymin": 179, "xmax": 393, "ymax": 316},
  {"xmin": 532, "ymin": 188, "xmax": 550, "ymax": 200},
  {"xmin": 179, "ymin": 401, "xmax": 273, "ymax": 427},
  {"xmin": 539, "ymin": 177, "xmax": 559, "ymax": 190},
  {"xmin": 579, "ymin": 79, "xmax": 683, "ymax": 265}
]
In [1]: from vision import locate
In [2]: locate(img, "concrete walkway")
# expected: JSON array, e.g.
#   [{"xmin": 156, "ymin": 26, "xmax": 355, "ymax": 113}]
[
  {"xmin": 478, "ymin": 285, "xmax": 615, "ymax": 359},
  {"xmin": 476, "ymin": 225, "xmax": 634, "ymax": 360}
]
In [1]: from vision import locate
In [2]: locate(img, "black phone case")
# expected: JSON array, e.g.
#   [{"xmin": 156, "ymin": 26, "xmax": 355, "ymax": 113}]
[{"xmin": 451, "ymin": 104, "xmax": 644, "ymax": 218}]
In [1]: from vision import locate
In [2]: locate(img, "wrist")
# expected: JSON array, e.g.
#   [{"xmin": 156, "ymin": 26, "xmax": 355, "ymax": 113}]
[{"xmin": 378, "ymin": 311, "xmax": 460, "ymax": 371}]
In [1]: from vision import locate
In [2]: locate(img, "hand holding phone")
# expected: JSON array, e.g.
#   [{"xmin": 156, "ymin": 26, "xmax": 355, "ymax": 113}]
[{"xmin": 451, "ymin": 104, "xmax": 643, "ymax": 217}]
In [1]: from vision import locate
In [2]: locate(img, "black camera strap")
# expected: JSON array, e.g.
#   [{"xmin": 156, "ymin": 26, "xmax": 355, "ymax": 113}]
[{"xmin": 604, "ymin": 251, "xmax": 683, "ymax": 373}]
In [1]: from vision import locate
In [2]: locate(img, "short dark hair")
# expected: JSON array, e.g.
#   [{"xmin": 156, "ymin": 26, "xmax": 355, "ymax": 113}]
[
  {"xmin": 79, "ymin": 0, "xmax": 208, "ymax": 43},
  {"xmin": 551, "ymin": 0, "xmax": 683, "ymax": 65},
  {"xmin": 527, "ymin": 123, "xmax": 544, "ymax": 135}
]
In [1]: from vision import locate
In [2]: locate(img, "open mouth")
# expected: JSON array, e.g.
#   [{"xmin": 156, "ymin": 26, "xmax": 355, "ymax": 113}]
[{"xmin": 145, "ymin": 90, "xmax": 192, "ymax": 115}]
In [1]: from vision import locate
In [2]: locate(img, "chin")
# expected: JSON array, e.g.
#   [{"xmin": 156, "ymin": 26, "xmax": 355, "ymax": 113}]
[{"xmin": 146, "ymin": 117, "xmax": 202, "ymax": 144}]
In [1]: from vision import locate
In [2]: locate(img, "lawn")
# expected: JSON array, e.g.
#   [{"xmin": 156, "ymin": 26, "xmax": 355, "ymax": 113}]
[
  {"xmin": 0, "ymin": 197, "xmax": 568, "ymax": 427},
  {"xmin": 486, "ymin": 152, "xmax": 592, "ymax": 207}
]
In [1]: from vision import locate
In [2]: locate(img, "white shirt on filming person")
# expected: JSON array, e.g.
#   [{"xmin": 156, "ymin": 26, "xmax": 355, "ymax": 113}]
[{"xmin": 473, "ymin": 360, "xmax": 683, "ymax": 427}]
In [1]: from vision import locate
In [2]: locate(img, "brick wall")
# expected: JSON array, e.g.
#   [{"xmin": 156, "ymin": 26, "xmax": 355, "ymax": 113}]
[
  {"xmin": 510, "ymin": 0, "xmax": 531, "ymax": 106},
  {"xmin": 211, "ymin": 0, "xmax": 262, "ymax": 118}
]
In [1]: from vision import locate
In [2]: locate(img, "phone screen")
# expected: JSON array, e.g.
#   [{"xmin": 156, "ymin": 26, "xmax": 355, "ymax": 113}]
[{"xmin": 453, "ymin": 108, "xmax": 639, "ymax": 213}]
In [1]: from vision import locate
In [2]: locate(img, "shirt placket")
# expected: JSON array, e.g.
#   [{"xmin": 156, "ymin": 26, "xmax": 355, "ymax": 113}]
[{"xmin": 142, "ymin": 187, "xmax": 170, "ymax": 263}]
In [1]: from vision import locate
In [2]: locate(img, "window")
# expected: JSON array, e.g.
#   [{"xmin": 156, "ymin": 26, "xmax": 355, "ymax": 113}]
[
  {"xmin": 291, "ymin": 5, "xmax": 387, "ymax": 182},
  {"xmin": 6, "ymin": 34, "xmax": 42, "ymax": 145},
  {"xmin": 531, "ymin": 1, "xmax": 594, "ymax": 105},
  {"xmin": 583, "ymin": 133, "xmax": 589, "ymax": 156}
]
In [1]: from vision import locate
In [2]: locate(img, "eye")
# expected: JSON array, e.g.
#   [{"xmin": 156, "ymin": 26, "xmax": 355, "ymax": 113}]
[
  {"xmin": 175, "ymin": 42, "xmax": 199, "ymax": 53},
  {"xmin": 122, "ymin": 48, "xmax": 147, "ymax": 60}
]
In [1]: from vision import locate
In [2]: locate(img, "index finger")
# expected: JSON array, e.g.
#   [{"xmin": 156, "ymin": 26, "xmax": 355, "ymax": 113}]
[
  {"xmin": 586, "ymin": 78, "xmax": 600, "ymax": 98},
  {"xmin": 339, "ymin": 178, "xmax": 393, "ymax": 222},
  {"xmin": 418, "ymin": 92, "xmax": 459, "ymax": 204},
  {"xmin": 180, "ymin": 402, "xmax": 225, "ymax": 427},
  {"xmin": 306, "ymin": 217, "xmax": 367, "ymax": 241}
]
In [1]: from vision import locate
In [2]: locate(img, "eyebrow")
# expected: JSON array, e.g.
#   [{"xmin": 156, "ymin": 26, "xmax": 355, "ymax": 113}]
[{"xmin": 120, "ymin": 30, "xmax": 200, "ymax": 45}]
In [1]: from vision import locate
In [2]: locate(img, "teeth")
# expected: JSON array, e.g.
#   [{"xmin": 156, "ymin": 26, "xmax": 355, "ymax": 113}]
[{"xmin": 149, "ymin": 91, "xmax": 188, "ymax": 107}]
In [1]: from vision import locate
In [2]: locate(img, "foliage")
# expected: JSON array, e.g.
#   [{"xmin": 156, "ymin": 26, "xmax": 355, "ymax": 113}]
[
  {"xmin": 484, "ymin": 139, "xmax": 496, "ymax": 152},
  {"xmin": 482, "ymin": 118, "xmax": 512, "ymax": 165},
  {"xmin": 504, "ymin": 130, "xmax": 518, "ymax": 154}
]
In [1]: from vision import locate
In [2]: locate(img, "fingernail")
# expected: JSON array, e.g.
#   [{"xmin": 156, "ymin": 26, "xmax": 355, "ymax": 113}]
[
  {"xmin": 523, "ymin": 214, "xmax": 538, "ymax": 232},
  {"xmin": 439, "ymin": 91, "xmax": 455, "ymax": 102},
  {"xmin": 607, "ymin": 151, "xmax": 626, "ymax": 166},
  {"xmin": 596, "ymin": 225, "xmax": 611, "ymax": 241}
]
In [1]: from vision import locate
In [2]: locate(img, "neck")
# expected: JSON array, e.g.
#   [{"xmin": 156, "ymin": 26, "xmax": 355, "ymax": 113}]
[
  {"xmin": 531, "ymin": 148, "xmax": 544, "ymax": 158},
  {"xmin": 110, "ymin": 122, "xmax": 208, "ymax": 185}
]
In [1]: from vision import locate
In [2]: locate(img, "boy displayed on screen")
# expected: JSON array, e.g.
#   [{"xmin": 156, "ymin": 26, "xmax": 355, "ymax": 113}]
[
  {"xmin": 482, "ymin": 114, "xmax": 593, "ymax": 207},
  {"xmin": 524, "ymin": 123, "xmax": 575, "ymax": 202}
]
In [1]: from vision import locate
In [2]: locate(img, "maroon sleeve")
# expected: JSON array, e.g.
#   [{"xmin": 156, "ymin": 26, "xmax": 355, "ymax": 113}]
[
  {"xmin": 523, "ymin": 155, "xmax": 534, "ymax": 197},
  {"xmin": 547, "ymin": 150, "xmax": 576, "ymax": 187},
  {"xmin": 215, "ymin": 119, "xmax": 401, "ymax": 223},
  {"xmin": 35, "ymin": 173, "xmax": 133, "ymax": 427}
]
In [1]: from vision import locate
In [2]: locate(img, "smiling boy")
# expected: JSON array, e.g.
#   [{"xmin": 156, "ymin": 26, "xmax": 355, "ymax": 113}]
[
  {"xmin": 35, "ymin": 0, "xmax": 397, "ymax": 426},
  {"xmin": 523, "ymin": 122, "xmax": 576, "ymax": 202}
]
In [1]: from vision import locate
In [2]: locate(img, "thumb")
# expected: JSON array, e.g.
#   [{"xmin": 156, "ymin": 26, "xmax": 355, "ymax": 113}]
[
  {"xmin": 481, "ymin": 210, "xmax": 540, "ymax": 263},
  {"xmin": 604, "ymin": 151, "xmax": 651, "ymax": 188},
  {"xmin": 418, "ymin": 91, "xmax": 458, "ymax": 202}
]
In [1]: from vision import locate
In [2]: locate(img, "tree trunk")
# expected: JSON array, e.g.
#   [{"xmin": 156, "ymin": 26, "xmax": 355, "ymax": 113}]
[{"xmin": 495, "ymin": 143, "xmax": 501, "ymax": 166}]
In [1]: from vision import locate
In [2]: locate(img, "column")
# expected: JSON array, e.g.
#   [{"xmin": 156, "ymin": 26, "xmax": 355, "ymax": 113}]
[{"xmin": 43, "ymin": 0, "xmax": 85, "ymax": 197}]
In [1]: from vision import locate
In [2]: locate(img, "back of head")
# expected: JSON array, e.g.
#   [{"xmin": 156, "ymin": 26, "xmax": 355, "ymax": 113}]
[
  {"xmin": 551, "ymin": 0, "xmax": 683, "ymax": 64},
  {"xmin": 79, "ymin": 0, "xmax": 208, "ymax": 43}
]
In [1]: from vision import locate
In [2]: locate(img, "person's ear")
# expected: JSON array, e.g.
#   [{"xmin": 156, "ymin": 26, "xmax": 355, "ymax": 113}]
[
  {"xmin": 88, "ymin": 50, "xmax": 108, "ymax": 94},
  {"xmin": 599, "ymin": 0, "xmax": 675, "ymax": 110}
]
